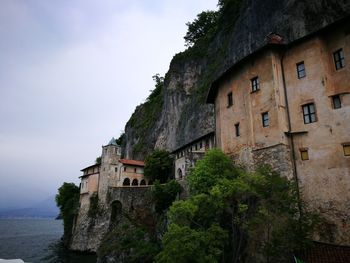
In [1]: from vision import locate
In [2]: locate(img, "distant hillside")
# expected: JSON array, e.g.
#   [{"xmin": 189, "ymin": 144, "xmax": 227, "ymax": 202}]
[{"xmin": 0, "ymin": 196, "xmax": 59, "ymax": 219}]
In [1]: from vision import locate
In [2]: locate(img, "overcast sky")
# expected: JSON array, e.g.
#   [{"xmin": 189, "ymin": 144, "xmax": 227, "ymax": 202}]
[{"xmin": 0, "ymin": 0, "xmax": 218, "ymax": 208}]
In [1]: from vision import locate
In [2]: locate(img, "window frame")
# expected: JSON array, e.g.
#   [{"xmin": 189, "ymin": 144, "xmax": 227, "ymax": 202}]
[
  {"xmin": 300, "ymin": 148, "xmax": 309, "ymax": 161},
  {"xmin": 332, "ymin": 95, "xmax": 342, "ymax": 109},
  {"xmin": 343, "ymin": 144, "xmax": 350, "ymax": 156},
  {"xmin": 251, "ymin": 76, "xmax": 260, "ymax": 92},
  {"xmin": 296, "ymin": 61, "xmax": 306, "ymax": 79},
  {"xmin": 333, "ymin": 49, "xmax": 345, "ymax": 70},
  {"xmin": 261, "ymin": 112, "xmax": 269, "ymax": 127},
  {"xmin": 227, "ymin": 92, "xmax": 233, "ymax": 107},
  {"xmin": 302, "ymin": 103, "xmax": 317, "ymax": 124},
  {"xmin": 235, "ymin": 123, "xmax": 240, "ymax": 137}
]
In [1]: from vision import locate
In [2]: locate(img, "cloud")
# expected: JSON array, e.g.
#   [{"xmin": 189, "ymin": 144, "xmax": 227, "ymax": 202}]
[{"xmin": 0, "ymin": 0, "xmax": 218, "ymax": 206}]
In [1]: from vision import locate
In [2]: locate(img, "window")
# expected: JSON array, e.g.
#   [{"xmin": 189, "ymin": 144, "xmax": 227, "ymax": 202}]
[
  {"xmin": 262, "ymin": 112, "xmax": 269, "ymax": 127},
  {"xmin": 251, "ymin": 77, "xmax": 259, "ymax": 92},
  {"xmin": 333, "ymin": 49, "xmax": 345, "ymax": 70},
  {"xmin": 115, "ymin": 167, "xmax": 118, "ymax": 172},
  {"xmin": 332, "ymin": 95, "xmax": 342, "ymax": 109},
  {"xmin": 134, "ymin": 168, "xmax": 137, "ymax": 173},
  {"xmin": 296, "ymin": 62, "xmax": 306, "ymax": 78},
  {"xmin": 227, "ymin": 92, "xmax": 233, "ymax": 107},
  {"xmin": 343, "ymin": 144, "xmax": 350, "ymax": 156},
  {"xmin": 300, "ymin": 148, "xmax": 309, "ymax": 160},
  {"xmin": 123, "ymin": 167, "xmax": 127, "ymax": 172},
  {"xmin": 235, "ymin": 123, "xmax": 240, "ymax": 137},
  {"xmin": 302, "ymin": 103, "xmax": 317, "ymax": 124}
]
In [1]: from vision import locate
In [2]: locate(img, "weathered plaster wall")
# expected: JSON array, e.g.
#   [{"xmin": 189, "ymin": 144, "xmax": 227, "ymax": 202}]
[
  {"xmin": 214, "ymin": 23, "xmax": 350, "ymax": 244},
  {"xmin": 281, "ymin": 25, "xmax": 350, "ymax": 244}
]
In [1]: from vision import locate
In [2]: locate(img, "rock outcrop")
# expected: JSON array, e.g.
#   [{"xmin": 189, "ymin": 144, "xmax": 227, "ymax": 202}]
[{"xmin": 123, "ymin": 0, "xmax": 350, "ymax": 160}]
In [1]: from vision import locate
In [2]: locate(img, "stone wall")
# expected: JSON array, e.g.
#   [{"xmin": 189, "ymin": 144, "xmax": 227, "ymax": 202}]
[{"xmin": 70, "ymin": 186, "xmax": 152, "ymax": 253}]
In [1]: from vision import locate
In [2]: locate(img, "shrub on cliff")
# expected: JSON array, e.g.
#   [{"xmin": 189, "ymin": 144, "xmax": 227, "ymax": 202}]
[
  {"xmin": 144, "ymin": 150, "xmax": 173, "ymax": 183},
  {"xmin": 55, "ymin": 182, "xmax": 80, "ymax": 246},
  {"xmin": 155, "ymin": 149, "xmax": 318, "ymax": 262}
]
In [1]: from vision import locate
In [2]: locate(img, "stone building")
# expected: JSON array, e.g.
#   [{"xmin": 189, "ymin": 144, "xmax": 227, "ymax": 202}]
[
  {"xmin": 206, "ymin": 18, "xmax": 350, "ymax": 244},
  {"xmin": 172, "ymin": 132, "xmax": 215, "ymax": 180},
  {"xmin": 79, "ymin": 163, "xmax": 100, "ymax": 207},
  {"xmin": 79, "ymin": 138, "xmax": 147, "ymax": 205}
]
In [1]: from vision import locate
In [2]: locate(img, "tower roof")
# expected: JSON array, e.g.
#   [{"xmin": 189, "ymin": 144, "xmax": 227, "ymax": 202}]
[{"xmin": 107, "ymin": 137, "xmax": 119, "ymax": 146}]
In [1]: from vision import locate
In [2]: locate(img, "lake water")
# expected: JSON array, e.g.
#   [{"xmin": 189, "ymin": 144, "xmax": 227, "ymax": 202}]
[{"xmin": 0, "ymin": 219, "xmax": 96, "ymax": 263}]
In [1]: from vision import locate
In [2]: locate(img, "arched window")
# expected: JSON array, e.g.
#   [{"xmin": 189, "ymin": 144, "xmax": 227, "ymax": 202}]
[
  {"xmin": 140, "ymin": 179, "xmax": 146, "ymax": 185},
  {"xmin": 123, "ymin": 178, "xmax": 130, "ymax": 186},
  {"xmin": 177, "ymin": 168, "xmax": 183, "ymax": 179},
  {"xmin": 132, "ymin": 179, "xmax": 138, "ymax": 186}
]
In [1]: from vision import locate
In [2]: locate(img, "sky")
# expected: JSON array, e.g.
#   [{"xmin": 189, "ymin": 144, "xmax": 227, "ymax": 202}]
[{"xmin": 0, "ymin": 0, "xmax": 218, "ymax": 209}]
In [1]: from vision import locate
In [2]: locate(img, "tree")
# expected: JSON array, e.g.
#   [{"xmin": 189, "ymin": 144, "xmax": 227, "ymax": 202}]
[
  {"xmin": 95, "ymin": 156, "xmax": 102, "ymax": 164},
  {"xmin": 152, "ymin": 180, "xmax": 182, "ymax": 214},
  {"xmin": 156, "ymin": 149, "xmax": 318, "ymax": 262},
  {"xmin": 184, "ymin": 10, "xmax": 218, "ymax": 47},
  {"xmin": 56, "ymin": 182, "xmax": 80, "ymax": 245},
  {"xmin": 187, "ymin": 148, "xmax": 239, "ymax": 194},
  {"xmin": 144, "ymin": 150, "xmax": 173, "ymax": 183}
]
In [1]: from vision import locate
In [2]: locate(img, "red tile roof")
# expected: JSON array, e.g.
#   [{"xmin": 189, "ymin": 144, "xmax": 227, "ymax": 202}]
[
  {"xmin": 119, "ymin": 159, "xmax": 145, "ymax": 167},
  {"xmin": 298, "ymin": 242, "xmax": 350, "ymax": 263}
]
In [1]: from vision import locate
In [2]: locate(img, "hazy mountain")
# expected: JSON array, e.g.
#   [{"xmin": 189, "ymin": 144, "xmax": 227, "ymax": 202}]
[{"xmin": 0, "ymin": 195, "xmax": 59, "ymax": 219}]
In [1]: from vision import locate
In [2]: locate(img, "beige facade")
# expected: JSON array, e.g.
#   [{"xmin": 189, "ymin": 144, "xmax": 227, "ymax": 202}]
[
  {"xmin": 79, "ymin": 138, "xmax": 148, "ymax": 206},
  {"xmin": 172, "ymin": 132, "xmax": 215, "ymax": 180},
  {"xmin": 207, "ymin": 20, "xmax": 350, "ymax": 244}
]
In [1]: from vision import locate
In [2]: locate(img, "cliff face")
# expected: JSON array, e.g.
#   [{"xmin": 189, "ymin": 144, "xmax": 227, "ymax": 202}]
[{"xmin": 123, "ymin": 0, "xmax": 350, "ymax": 160}]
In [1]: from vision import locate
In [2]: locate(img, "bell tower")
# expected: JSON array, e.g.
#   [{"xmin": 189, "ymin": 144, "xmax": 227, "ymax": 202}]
[{"xmin": 98, "ymin": 137, "xmax": 121, "ymax": 204}]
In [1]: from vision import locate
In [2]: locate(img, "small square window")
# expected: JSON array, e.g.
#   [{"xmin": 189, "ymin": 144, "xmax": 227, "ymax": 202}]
[
  {"xmin": 300, "ymin": 149, "xmax": 309, "ymax": 160},
  {"xmin": 227, "ymin": 92, "xmax": 233, "ymax": 107},
  {"xmin": 235, "ymin": 123, "xmax": 240, "ymax": 137},
  {"xmin": 332, "ymin": 95, "xmax": 342, "ymax": 109},
  {"xmin": 333, "ymin": 49, "xmax": 345, "ymax": 70},
  {"xmin": 296, "ymin": 62, "xmax": 306, "ymax": 79},
  {"xmin": 262, "ymin": 112, "xmax": 269, "ymax": 127},
  {"xmin": 302, "ymin": 103, "xmax": 317, "ymax": 124},
  {"xmin": 343, "ymin": 145, "xmax": 350, "ymax": 156},
  {"xmin": 251, "ymin": 77, "xmax": 259, "ymax": 92}
]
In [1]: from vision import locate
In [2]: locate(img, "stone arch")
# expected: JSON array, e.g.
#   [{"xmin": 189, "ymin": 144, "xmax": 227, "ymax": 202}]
[
  {"xmin": 123, "ymin": 178, "xmax": 130, "ymax": 186},
  {"xmin": 177, "ymin": 168, "xmax": 183, "ymax": 179},
  {"xmin": 140, "ymin": 179, "xmax": 146, "ymax": 185},
  {"xmin": 110, "ymin": 200, "xmax": 122, "ymax": 224},
  {"xmin": 132, "ymin": 179, "xmax": 138, "ymax": 186}
]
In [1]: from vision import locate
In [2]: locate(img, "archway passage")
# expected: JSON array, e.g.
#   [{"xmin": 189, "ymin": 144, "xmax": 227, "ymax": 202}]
[
  {"xmin": 140, "ymin": 179, "xmax": 146, "ymax": 185},
  {"xmin": 110, "ymin": 200, "xmax": 122, "ymax": 224},
  {"xmin": 177, "ymin": 168, "xmax": 183, "ymax": 179},
  {"xmin": 132, "ymin": 179, "xmax": 138, "ymax": 186},
  {"xmin": 123, "ymin": 178, "xmax": 130, "ymax": 186}
]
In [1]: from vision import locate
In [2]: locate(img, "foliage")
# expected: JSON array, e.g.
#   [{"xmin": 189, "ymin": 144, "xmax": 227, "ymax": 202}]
[
  {"xmin": 187, "ymin": 148, "xmax": 239, "ymax": 194},
  {"xmin": 98, "ymin": 223, "xmax": 160, "ymax": 263},
  {"xmin": 55, "ymin": 182, "xmax": 80, "ymax": 245},
  {"xmin": 184, "ymin": 11, "xmax": 219, "ymax": 47},
  {"xmin": 88, "ymin": 192, "xmax": 100, "ymax": 218},
  {"xmin": 156, "ymin": 149, "xmax": 318, "ymax": 262},
  {"xmin": 116, "ymin": 133, "xmax": 125, "ymax": 146},
  {"xmin": 155, "ymin": 224, "xmax": 227, "ymax": 263},
  {"xmin": 95, "ymin": 156, "xmax": 101, "ymax": 165},
  {"xmin": 126, "ymin": 74, "xmax": 164, "ymax": 157},
  {"xmin": 152, "ymin": 180, "xmax": 182, "ymax": 213},
  {"xmin": 144, "ymin": 150, "xmax": 174, "ymax": 183}
]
